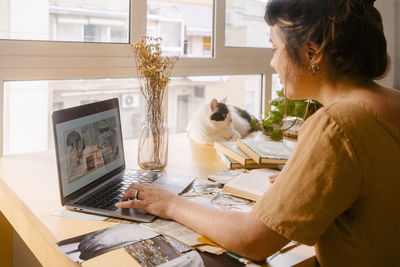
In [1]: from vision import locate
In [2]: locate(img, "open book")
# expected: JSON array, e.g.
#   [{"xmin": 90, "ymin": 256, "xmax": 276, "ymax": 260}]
[{"xmin": 222, "ymin": 168, "xmax": 279, "ymax": 201}]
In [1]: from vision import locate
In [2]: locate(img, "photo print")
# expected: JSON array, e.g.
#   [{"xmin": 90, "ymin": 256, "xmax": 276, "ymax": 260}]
[
  {"xmin": 57, "ymin": 223, "xmax": 207, "ymax": 266},
  {"xmin": 124, "ymin": 235, "xmax": 182, "ymax": 267},
  {"xmin": 57, "ymin": 223, "xmax": 158, "ymax": 263}
]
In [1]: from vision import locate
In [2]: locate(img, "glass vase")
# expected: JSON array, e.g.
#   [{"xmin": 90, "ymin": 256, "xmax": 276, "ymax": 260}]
[{"xmin": 138, "ymin": 99, "xmax": 168, "ymax": 171}]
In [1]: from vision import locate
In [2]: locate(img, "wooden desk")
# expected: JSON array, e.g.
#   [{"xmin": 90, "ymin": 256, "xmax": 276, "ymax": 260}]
[{"xmin": 0, "ymin": 134, "xmax": 315, "ymax": 266}]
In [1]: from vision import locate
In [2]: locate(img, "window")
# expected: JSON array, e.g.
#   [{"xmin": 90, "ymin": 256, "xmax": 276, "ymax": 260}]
[
  {"xmin": 0, "ymin": 0, "xmax": 130, "ymax": 43},
  {"xmin": 4, "ymin": 75, "xmax": 261, "ymax": 154},
  {"xmin": 0, "ymin": 0, "xmax": 273, "ymax": 155},
  {"xmin": 225, "ymin": 0, "xmax": 271, "ymax": 48},
  {"xmin": 272, "ymin": 74, "xmax": 283, "ymax": 99},
  {"xmin": 147, "ymin": 0, "xmax": 213, "ymax": 57},
  {"xmin": 168, "ymin": 75, "xmax": 262, "ymax": 133}
]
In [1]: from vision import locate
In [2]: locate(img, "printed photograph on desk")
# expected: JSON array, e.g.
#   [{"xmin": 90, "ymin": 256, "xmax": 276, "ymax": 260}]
[
  {"xmin": 124, "ymin": 235, "xmax": 182, "ymax": 267},
  {"xmin": 181, "ymin": 180, "xmax": 221, "ymax": 199},
  {"xmin": 182, "ymin": 179, "xmax": 252, "ymax": 212},
  {"xmin": 57, "ymin": 223, "xmax": 158, "ymax": 263},
  {"xmin": 211, "ymin": 194, "xmax": 253, "ymax": 212}
]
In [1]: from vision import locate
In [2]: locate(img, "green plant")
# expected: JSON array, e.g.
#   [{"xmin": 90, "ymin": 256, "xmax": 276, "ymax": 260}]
[{"xmin": 251, "ymin": 90, "xmax": 322, "ymax": 140}]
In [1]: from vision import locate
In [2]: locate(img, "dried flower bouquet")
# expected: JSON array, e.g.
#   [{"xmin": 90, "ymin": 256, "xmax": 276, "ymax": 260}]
[{"xmin": 131, "ymin": 36, "xmax": 179, "ymax": 170}]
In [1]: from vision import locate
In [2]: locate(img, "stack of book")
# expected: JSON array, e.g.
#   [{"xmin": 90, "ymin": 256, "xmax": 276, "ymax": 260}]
[{"xmin": 214, "ymin": 139, "xmax": 293, "ymax": 170}]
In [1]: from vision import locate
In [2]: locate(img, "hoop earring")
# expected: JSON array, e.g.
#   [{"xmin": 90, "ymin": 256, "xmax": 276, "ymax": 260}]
[{"xmin": 308, "ymin": 63, "xmax": 320, "ymax": 76}]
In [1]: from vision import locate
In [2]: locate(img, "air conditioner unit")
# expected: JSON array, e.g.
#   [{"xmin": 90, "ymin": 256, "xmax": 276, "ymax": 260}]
[{"xmin": 122, "ymin": 93, "xmax": 139, "ymax": 109}]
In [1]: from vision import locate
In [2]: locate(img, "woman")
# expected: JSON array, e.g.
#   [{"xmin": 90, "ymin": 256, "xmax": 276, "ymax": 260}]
[{"xmin": 116, "ymin": 0, "xmax": 400, "ymax": 265}]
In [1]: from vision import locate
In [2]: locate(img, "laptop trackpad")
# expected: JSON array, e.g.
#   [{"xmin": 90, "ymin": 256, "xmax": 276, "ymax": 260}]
[
  {"xmin": 153, "ymin": 174, "xmax": 195, "ymax": 195},
  {"xmin": 120, "ymin": 208, "xmax": 155, "ymax": 222}
]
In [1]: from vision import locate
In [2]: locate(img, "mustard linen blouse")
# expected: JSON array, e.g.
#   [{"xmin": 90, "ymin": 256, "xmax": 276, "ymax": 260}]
[{"xmin": 253, "ymin": 101, "xmax": 400, "ymax": 266}]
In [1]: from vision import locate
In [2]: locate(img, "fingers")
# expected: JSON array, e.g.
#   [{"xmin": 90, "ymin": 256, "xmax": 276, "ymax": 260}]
[
  {"xmin": 115, "ymin": 199, "xmax": 141, "ymax": 209},
  {"xmin": 118, "ymin": 183, "xmax": 150, "ymax": 208},
  {"xmin": 122, "ymin": 188, "xmax": 139, "ymax": 201},
  {"xmin": 268, "ymin": 173, "xmax": 280, "ymax": 184},
  {"xmin": 121, "ymin": 183, "xmax": 147, "ymax": 201}
]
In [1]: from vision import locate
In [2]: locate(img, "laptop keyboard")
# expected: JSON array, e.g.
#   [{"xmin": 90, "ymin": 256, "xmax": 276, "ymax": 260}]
[{"xmin": 74, "ymin": 169, "xmax": 160, "ymax": 211}]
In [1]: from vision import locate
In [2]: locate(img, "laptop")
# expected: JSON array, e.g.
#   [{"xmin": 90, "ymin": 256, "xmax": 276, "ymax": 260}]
[{"xmin": 52, "ymin": 98, "xmax": 195, "ymax": 222}]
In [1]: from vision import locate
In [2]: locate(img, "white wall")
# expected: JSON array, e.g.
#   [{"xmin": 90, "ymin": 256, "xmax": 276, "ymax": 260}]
[
  {"xmin": 395, "ymin": 0, "xmax": 400, "ymax": 89},
  {"xmin": 375, "ymin": 0, "xmax": 397, "ymax": 88}
]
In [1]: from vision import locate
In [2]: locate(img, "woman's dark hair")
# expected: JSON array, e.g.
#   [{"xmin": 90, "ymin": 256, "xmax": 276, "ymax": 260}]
[{"xmin": 265, "ymin": 0, "xmax": 389, "ymax": 80}]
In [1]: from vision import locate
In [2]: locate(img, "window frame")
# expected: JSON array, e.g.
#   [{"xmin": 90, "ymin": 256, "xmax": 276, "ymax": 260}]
[{"xmin": 0, "ymin": 0, "xmax": 274, "ymax": 155}]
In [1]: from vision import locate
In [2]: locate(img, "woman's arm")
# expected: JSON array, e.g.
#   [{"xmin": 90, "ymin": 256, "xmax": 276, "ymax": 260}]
[{"xmin": 116, "ymin": 183, "xmax": 289, "ymax": 261}]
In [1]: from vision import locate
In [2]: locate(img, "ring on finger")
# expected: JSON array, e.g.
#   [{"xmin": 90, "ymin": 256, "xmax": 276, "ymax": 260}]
[{"xmin": 134, "ymin": 190, "xmax": 140, "ymax": 200}]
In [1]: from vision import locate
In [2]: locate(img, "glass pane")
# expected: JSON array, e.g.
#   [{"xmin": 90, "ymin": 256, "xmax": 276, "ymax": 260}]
[
  {"xmin": 147, "ymin": 0, "xmax": 213, "ymax": 57},
  {"xmin": 272, "ymin": 73, "xmax": 283, "ymax": 99},
  {"xmin": 4, "ymin": 75, "xmax": 261, "ymax": 155},
  {"xmin": 168, "ymin": 75, "xmax": 262, "ymax": 133},
  {"xmin": 0, "ymin": 0, "xmax": 129, "ymax": 43},
  {"xmin": 225, "ymin": 0, "xmax": 271, "ymax": 48}
]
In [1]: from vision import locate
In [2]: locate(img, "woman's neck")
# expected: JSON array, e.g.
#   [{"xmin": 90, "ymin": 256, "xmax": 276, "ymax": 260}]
[{"xmin": 312, "ymin": 75, "xmax": 376, "ymax": 106}]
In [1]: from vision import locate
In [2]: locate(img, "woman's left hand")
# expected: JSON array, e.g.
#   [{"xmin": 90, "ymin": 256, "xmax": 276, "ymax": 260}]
[
  {"xmin": 115, "ymin": 183, "xmax": 178, "ymax": 220},
  {"xmin": 268, "ymin": 173, "xmax": 280, "ymax": 184}
]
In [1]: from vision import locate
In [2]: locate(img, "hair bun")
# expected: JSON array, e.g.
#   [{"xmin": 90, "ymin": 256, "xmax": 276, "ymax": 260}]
[{"xmin": 362, "ymin": 0, "xmax": 375, "ymax": 7}]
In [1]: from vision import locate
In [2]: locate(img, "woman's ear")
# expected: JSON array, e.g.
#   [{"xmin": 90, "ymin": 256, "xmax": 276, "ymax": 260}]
[{"xmin": 305, "ymin": 41, "xmax": 322, "ymax": 65}]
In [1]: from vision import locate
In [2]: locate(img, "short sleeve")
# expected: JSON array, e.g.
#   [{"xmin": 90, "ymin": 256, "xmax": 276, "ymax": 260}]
[{"xmin": 252, "ymin": 108, "xmax": 362, "ymax": 245}]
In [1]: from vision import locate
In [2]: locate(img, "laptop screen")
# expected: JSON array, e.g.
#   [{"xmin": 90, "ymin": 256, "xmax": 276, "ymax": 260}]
[{"xmin": 54, "ymin": 99, "xmax": 124, "ymax": 198}]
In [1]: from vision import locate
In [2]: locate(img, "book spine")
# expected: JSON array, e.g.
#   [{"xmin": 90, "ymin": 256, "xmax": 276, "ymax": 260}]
[
  {"xmin": 215, "ymin": 151, "xmax": 233, "ymax": 169},
  {"xmin": 236, "ymin": 139, "xmax": 261, "ymax": 164},
  {"xmin": 260, "ymin": 158, "xmax": 287, "ymax": 165},
  {"xmin": 214, "ymin": 142, "xmax": 247, "ymax": 165}
]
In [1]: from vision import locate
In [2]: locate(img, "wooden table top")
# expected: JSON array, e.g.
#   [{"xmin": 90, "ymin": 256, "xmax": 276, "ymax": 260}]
[{"xmin": 0, "ymin": 133, "xmax": 314, "ymax": 267}]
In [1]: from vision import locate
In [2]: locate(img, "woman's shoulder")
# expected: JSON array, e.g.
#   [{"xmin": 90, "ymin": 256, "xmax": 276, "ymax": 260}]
[
  {"xmin": 303, "ymin": 101, "xmax": 368, "ymax": 130},
  {"xmin": 303, "ymin": 100, "xmax": 400, "ymax": 145},
  {"xmin": 308, "ymin": 100, "xmax": 379, "ymax": 127}
]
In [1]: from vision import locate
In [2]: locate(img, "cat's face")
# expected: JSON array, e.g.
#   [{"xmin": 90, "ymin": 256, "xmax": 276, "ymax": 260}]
[{"xmin": 209, "ymin": 98, "xmax": 232, "ymax": 126}]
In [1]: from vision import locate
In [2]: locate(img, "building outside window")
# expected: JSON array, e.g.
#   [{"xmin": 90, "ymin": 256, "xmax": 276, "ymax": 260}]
[{"xmin": 1, "ymin": 0, "xmax": 282, "ymax": 155}]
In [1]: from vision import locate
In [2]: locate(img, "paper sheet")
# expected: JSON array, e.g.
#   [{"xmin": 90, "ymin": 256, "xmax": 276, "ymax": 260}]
[
  {"xmin": 142, "ymin": 219, "xmax": 203, "ymax": 247},
  {"xmin": 52, "ymin": 209, "xmax": 107, "ymax": 221}
]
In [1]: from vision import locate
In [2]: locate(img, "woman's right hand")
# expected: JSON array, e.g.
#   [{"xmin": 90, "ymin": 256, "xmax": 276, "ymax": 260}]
[{"xmin": 115, "ymin": 183, "xmax": 179, "ymax": 220}]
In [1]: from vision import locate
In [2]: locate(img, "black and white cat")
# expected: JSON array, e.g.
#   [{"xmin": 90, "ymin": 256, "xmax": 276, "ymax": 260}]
[{"xmin": 187, "ymin": 98, "xmax": 254, "ymax": 145}]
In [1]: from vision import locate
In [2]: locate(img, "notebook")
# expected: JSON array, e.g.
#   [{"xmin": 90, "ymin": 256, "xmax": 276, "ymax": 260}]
[{"xmin": 52, "ymin": 98, "xmax": 195, "ymax": 222}]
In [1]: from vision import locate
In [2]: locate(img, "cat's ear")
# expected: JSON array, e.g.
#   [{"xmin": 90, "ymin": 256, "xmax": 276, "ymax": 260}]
[
  {"xmin": 210, "ymin": 98, "xmax": 218, "ymax": 112},
  {"xmin": 220, "ymin": 97, "xmax": 228, "ymax": 104}
]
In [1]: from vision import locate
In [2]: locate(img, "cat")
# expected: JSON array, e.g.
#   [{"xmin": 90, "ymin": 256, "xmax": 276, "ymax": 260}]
[{"xmin": 187, "ymin": 98, "xmax": 254, "ymax": 145}]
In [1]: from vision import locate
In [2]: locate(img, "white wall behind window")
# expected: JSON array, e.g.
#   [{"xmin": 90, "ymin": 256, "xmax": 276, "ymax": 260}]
[
  {"xmin": 4, "ymin": 81, "xmax": 49, "ymax": 155},
  {"xmin": 371, "ymin": 0, "xmax": 397, "ymax": 89}
]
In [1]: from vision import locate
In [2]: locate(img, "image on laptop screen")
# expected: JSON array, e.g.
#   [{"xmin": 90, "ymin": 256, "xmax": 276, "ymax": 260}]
[{"xmin": 55, "ymin": 107, "xmax": 124, "ymax": 197}]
